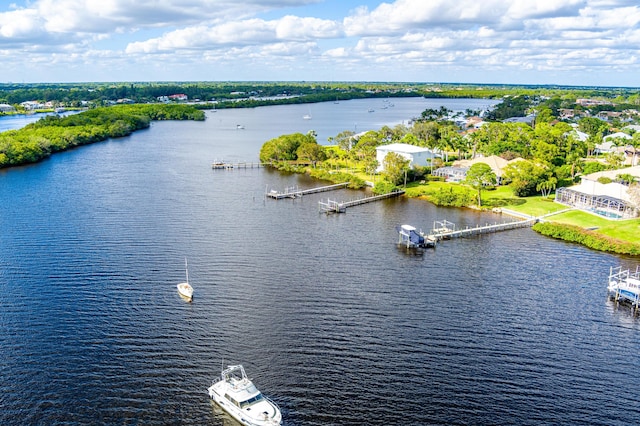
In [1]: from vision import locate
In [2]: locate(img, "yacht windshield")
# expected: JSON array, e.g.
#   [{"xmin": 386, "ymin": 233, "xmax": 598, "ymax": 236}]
[{"xmin": 240, "ymin": 393, "xmax": 264, "ymax": 408}]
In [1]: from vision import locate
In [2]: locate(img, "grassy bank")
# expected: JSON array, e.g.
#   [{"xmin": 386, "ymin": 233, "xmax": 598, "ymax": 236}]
[{"xmin": 402, "ymin": 179, "xmax": 640, "ymax": 254}]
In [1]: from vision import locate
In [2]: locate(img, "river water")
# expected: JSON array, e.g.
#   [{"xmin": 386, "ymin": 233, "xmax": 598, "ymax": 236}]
[{"xmin": 1, "ymin": 98, "xmax": 639, "ymax": 425}]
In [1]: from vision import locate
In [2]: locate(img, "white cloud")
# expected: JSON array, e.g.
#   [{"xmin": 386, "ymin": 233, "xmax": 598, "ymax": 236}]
[
  {"xmin": 275, "ymin": 15, "xmax": 343, "ymax": 40},
  {"xmin": 1, "ymin": 0, "xmax": 640, "ymax": 84},
  {"xmin": 0, "ymin": 8, "xmax": 43, "ymax": 40},
  {"xmin": 126, "ymin": 15, "xmax": 340, "ymax": 53}
]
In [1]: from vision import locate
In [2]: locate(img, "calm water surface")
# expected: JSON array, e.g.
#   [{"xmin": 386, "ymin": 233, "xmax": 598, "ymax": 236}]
[
  {"xmin": 0, "ymin": 111, "xmax": 80, "ymax": 132},
  {"xmin": 1, "ymin": 98, "xmax": 639, "ymax": 425}
]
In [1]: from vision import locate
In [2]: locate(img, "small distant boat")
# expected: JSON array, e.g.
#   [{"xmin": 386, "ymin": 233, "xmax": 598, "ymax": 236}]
[
  {"xmin": 237, "ymin": 124, "xmax": 245, "ymax": 130},
  {"xmin": 303, "ymin": 105, "xmax": 312, "ymax": 120},
  {"xmin": 176, "ymin": 258, "xmax": 193, "ymax": 301},
  {"xmin": 368, "ymin": 108, "xmax": 375, "ymax": 113},
  {"xmin": 208, "ymin": 364, "xmax": 282, "ymax": 426}
]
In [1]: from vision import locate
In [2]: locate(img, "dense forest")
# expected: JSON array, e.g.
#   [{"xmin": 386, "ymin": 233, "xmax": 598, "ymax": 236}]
[{"xmin": 2, "ymin": 81, "xmax": 640, "ymax": 111}]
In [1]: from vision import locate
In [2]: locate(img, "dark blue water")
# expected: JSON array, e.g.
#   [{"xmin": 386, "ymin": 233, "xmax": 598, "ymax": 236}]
[
  {"xmin": 0, "ymin": 111, "xmax": 80, "ymax": 132},
  {"xmin": 1, "ymin": 98, "xmax": 639, "ymax": 426}
]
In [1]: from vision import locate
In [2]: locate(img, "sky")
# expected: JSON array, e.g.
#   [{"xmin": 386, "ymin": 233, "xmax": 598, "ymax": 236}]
[{"xmin": 1, "ymin": 0, "xmax": 640, "ymax": 86}]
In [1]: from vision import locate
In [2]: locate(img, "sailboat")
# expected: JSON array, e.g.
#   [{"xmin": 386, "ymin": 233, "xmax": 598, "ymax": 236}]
[
  {"xmin": 177, "ymin": 258, "xmax": 193, "ymax": 301},
  {"xmin": 303, "ymin": 105, "xmax": 312, "ymax": 120}
]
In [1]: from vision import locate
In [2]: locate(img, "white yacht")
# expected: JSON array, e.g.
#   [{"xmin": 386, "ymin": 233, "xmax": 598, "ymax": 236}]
[{"xmin": 208, "ymin": 365, "xmax": 282, "ymax": 426}]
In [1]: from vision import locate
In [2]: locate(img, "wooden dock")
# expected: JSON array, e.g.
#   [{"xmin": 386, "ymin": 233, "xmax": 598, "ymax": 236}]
[
  {"xmin": 212, "ymin": 161, "xmax": 268, "ymax": 169},
  {"xmin": 428, "ymin": 218, "xmax": 537, "ymax": 241},
  {"xmin": 319, "ymin": 190, "xmax": 405, "ymax": 213},
  {"xmin": 266, "ymin": 182, "xmax": 349, "ymax": 199}
]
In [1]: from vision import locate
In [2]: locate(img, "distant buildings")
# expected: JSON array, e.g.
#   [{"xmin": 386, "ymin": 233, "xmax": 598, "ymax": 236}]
[
  {"xmin": 20, "ymin": 101, "xmax": 45, "ymax": 110},
  {"xmin": 576, "ymin": 98, "xmax": 613, "ymax": 107},
  {"xmin": 157, "ymin": 94, "xmax": 188, "ymax": 102},
  {"xmin": 0, "ymin": 103, "xmax": 15, "ymax": 113}
]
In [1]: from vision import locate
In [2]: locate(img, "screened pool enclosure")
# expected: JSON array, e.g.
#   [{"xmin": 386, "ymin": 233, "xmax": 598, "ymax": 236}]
[{"xmin": 555, "ymin": 187, "xmax": 638, "ymax": 219}]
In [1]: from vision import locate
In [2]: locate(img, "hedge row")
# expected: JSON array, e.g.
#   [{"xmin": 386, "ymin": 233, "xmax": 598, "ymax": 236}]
[{"xmin": 532, "ymin": 222, "xmax": 640, "ymax": 255}]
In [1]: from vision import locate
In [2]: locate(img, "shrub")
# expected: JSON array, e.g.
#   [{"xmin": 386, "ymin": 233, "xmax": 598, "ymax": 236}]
[
  {"xmin": 597, "ymin": 176, "xmax": 612, "ymax": 184},
  {"xmin": 372, "ymin": 180, "xmax": 398, "ymax": 195},
  {"xmin": 533, "ymin": 222, "xmax": 640, "ymax": 255},
  {"xmin": 429, "ymin": 186, "xmax": 474, "ymax": 207}
]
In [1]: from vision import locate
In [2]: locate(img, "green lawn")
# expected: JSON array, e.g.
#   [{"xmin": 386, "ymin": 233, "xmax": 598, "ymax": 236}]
[
  {"xmin": 548, "ymin": 210, "xmax": 640, "ymax": 244},
  {"xmin": 403, "ymin": 180, "xmax": 640, "ymax": 246},
  {"xmin": 304, "ymin": 164, "xmax": 639, "ymax": 248}
]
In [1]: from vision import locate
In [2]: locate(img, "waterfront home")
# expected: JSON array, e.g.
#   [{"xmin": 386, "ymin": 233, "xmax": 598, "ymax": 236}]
[
  {"xmin": 20, "ymin": 100, "xmax": 44, "ymax": 110},
  {"xmin": 555, "ymin": 165, "xmax": 640, "ymax": 219},
  {"xmin": 433, "ymin": 155, "xmax": 521, "ymax": 184},
  {"xmin": 375, "ymin": 143, "xmax": 440, "ymax": 172},
  {"xmin": 0, "ymin": 103, "xmax": 15, "ymax": 113},
  {"xmin": 169, "ymin": 94, "xmax": 188, "ymax": 101}
]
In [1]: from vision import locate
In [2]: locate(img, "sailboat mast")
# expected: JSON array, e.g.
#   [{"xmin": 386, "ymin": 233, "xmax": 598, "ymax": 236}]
[{"xmin": 185, "ymin": 258, "xmax": 189, "ymax": 284}]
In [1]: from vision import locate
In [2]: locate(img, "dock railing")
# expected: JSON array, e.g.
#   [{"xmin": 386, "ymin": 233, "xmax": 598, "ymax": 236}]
[
  {"xmin": 266, "ymin": 183, "xmax": 349, "ymax": 199},
  {"xmin": 608, "ymin": 265, "xmax": 640, "ymax": 313},
  {"xmin": 319, "ymin": 190, "xmax": 405, "ymax": 213},
  {"xmin": 428, "ymin": 218, "xmax": 537, "ymax": 241}
]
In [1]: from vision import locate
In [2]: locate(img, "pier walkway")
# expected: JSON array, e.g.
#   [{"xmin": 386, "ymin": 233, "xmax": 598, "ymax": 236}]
[
  {"xmin": 319, "ymin": 190, "xmax": 405, "ymax": 213},
  {"xmin": 266, "ymin": 183, "xmax": 349, "ymax": 199},
  {"xmin": 212, "ymin": 161, "xmax": 268, "ymax": 169},
  {"xmin": 428, "ymin": 217, "xmax": 537, "ymax": 241}
]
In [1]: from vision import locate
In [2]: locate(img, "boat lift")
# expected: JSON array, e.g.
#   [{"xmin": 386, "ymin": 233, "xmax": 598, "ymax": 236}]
[
  {"xmin": 608, "ymin": 265, "xmax": 640, "ymax": 313},
  {"xmin": 396, "ymin": 224, "xmax": 436, "ymax": 249}
]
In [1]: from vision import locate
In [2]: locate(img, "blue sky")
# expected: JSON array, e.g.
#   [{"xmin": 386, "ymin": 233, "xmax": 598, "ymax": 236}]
[{"xmin": 1, "ymin": 0, "xmax": 639, "ymax": 86}]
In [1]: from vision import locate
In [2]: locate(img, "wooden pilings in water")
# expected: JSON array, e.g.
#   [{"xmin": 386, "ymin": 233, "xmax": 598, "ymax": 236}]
[
  {"xmin": 212, "ymin": 161, "xmax": 269, "ymax": 169},
  {"xmin": 266, "ymin": 183, "xmax": 349, "ymax": 199},
  {"xmin": 319, "ymin": 190, "xmax": 405, "ymax": 213},
  {"xmin": 608, "ymin": 266, "xmax": 640, "ymax": 314}
]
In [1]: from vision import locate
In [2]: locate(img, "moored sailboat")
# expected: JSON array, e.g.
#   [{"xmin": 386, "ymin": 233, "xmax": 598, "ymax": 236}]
[{"xmin": 176, "ymin": 258, "xmax": 193, "ymax": 301}]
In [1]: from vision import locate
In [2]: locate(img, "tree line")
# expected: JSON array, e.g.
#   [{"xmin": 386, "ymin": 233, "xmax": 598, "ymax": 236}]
[
  {"xmin": 0, "ymin": 104, "xmax": 204, "ymax": 168},
  {"xmin": 258, "ymin": 95, "xmax": 640, "ymax": 204}
]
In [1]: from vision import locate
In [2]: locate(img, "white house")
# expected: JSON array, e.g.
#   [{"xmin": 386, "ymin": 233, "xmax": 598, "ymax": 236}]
[
  {"xmin": 568, "ymin": 129, "xmax": 589, "ymax": 142},
  {"xmin": 20, "ymin": 101, "xmax": 44, "ymax": 110},
  {"xmin": 594, "ymin": 140, "xmax": 617, "ymax": 155},
  {"xmin": 375, "ymin": 143, "xmax": 439, "ymax": 172},
  {"xmin": 603, "ymin": 132, "xmax": 632, "ymax": 143},
  {"xmin": 0, "ymin": 103, "xmax": 15, "ymax": 113},
  {"xmin": 433, "ymin": 155, "xmax": 521, "ymax": 183}
]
